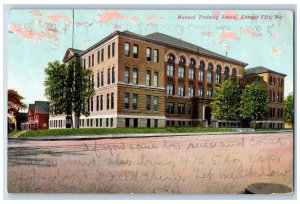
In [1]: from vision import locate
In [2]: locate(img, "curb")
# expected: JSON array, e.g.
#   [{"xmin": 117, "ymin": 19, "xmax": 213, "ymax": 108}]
[{"xmin": 8, "ymin": 130, "xmax": 293, "ymax": 141}]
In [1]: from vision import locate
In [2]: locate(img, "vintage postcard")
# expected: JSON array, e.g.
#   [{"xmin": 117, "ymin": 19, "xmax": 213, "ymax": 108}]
[{"xmin": 6, "ymin": 8, "xmax": 294, "ymax": 195}]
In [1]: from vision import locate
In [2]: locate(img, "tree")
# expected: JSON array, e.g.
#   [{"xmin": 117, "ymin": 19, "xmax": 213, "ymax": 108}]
[
  {"xmin": 284, "ymin": 94, "xmax": 294, "ymax": 126},
  {"xmin": 44, "ymin": 58, "xmax": 94, "ymax": 128},
  {"xmin": 7, "ymin": 89, "xmax": 27, "ymax": 131},
  {"xmin": 240, "ymin": 83, "xmax": 268, "ymax": 129},
  {"xmin": 211, "ymin": 80, "xmax": 241, "ymax": 123}
]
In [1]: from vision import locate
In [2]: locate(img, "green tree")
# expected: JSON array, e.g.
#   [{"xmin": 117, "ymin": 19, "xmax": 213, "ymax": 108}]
[
  {"xmin": 284, "ymin": 94, "xmax": 294, "ymax": 126},
  {"xmin": 240, "ymin": 83, "xmax": 268, "ymax": 129},
  {"xmin": 211, "ymin": 80, "xmax": 241, "ymax": 123},
  {"xmin": 44, "ymin": 58, "xmax": 94, "ymax": 128}
]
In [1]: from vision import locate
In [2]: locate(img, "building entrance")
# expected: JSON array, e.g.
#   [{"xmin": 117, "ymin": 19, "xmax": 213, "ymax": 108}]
[{"xmin": 204, "ymin": 106, "xmax": 212, "ymax": 125}]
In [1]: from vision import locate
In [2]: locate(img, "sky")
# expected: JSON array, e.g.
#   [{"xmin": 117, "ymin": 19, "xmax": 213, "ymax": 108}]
[{"xmin": 7, "ymin": 9, "xmax": 294, "ymax": 106}]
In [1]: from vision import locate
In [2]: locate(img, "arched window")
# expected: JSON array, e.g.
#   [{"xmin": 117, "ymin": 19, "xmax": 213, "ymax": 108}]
[
  {"xmin": 179, "ymin": 56, "xmax": 186, "ymax": 64},
  {"xmin": 167, "ymin": 54, "xmax": 175, "ymax": 61},
  {"xmin": 190, "ymin": 58, "xmax": 196, "ymax": 67},
  {"xmin": 200, "ymin": 60, "xmax": 205, "ymax": 69},
  {"xmin": 216, "ymin": 65, "xmax": 222, "ymax": 84},
  {"xmin": 208, "ymin": 63, "xmax": 214, "ymax": 70},
  {"xmin": 232, "ymin": 68, "xmax": 237, "ymax": 81},
  {"xmin": 216, "ymin": 65, "xmax": 222, "ymax": 72},
  {"xmin": 224, "ymin": 67, "xmax": 229, "ymax": 80}
]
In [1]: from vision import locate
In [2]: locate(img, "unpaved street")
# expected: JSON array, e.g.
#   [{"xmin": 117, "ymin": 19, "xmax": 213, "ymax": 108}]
[{"xmin": 7, "ymin": 132, "xmax": 293, "ymax": 194}]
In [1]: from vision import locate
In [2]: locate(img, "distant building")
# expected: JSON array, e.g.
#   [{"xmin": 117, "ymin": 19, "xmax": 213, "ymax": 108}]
[
  {"xmin": 244, "ymin": 66, "xmax": 286, "ymax": 128},
  {"xmin": 22, "ymin": 101, "xmax": 50, "ymax": 130}
]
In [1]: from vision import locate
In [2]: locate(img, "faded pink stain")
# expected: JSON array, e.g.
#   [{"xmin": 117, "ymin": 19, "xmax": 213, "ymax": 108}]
[
  {"xmin": 98, "ymin": 10, "xmax": 139, "ymax": 24},
  {"xmin": 219, "ymin": 30, "xmax": 239, "ymax": 40},
  {"xmin": 147, "ymin": 14, "xmax": 163, "ymax": 20},
  {"xmin": 271, "ymin": 47, "xmax": 281, "ymax": 55},
  {"xmin": 30, "ymin": 10, "xmax": 42, "ymax": 16},
  {"xmin": 45, "ymin": 13, "xmax": 72, "ymax": 24},
  {"xmin": 241, "ymin": 28, "xmax": 262, "ymax": 37},
  {"xmin": 147, "ymin": 22, "xmax": 156, "ymax": 27},
  {"xmin": 222, "ymin": 43, "xmax": 229, "ymax": 50},
  {"xmin": 8, "ymin": 23, "xmax": 58, "ymax": 42},
  {"xmin": 223, "ymin": 11, "xmax": 239, "ymax": 19},
  {"xmin": 212, "ymin": 11, "xmax": 221, "ymax": 17},
  {"xmin": 201, "ymin": 31, "xmax": 213, "ymax": 37},
  {"xmin": 270, "ymin": 32, "xmax": 278, "ymax": 37},
  {"xmin": 82, "ymin": 39, "xmax": 91, "ymax": 44}
]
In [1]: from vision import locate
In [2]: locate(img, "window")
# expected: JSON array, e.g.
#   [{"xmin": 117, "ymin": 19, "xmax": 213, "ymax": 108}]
[
  {"xmin": 146, "ymin": 70, "xmax": 151, "ymax": 86},
  {"xmin": 147, "ymin": 119, "xmax": 151, "ymax": 128},
  {"xmin": 216, "ymin": 73, "xmax": 221, "ymax": 84},
  {"xmin": 189, "ymin": 69, "xmax": 194, "ymax": 80},
  {"xmin": 217, "ymin": 65, "xmax": 222, "ymax": 72},
  {"xmin": 232, "ymin": 68, "xmax": 237, "ymax": 81},
  {"xmin": 208, "ymin": 63, "xmax": 214, "ymax": 70},
  {"xmin": 101, "ymin": 48, "xmax": 104, "ymax": 62},
  {"xmin": 198, "ymin": 70, "xmax": 204, "ymax": 81},
  {"xmin": 154, "ymin": 49, "xmax": 159, "ymax": 63},
  {"xmin": 87, "ymin": 118, "xmax": 89, "ymax": 127},
  {"xmin": 110, "ymin": 118, "xmax": 113, "ymax": 127},
  {"xmin": 125, "ymin": 118, "xmax": 130, "ymax": 127},
  {"xmin": 198, "ymin": 86, "xmax": 203, "ymax": 97},
  {"xmin": 133, "ymin": 44, "xmax": 138, "ymax": 58},
  {"xmin": 90, "ymin": 97, "xmax": 93, "ymax": 111},
  {"xmin": 269, "ymin": 76, "xmax": 273, "ymax": 85},
  {"xmin": 124, "ymin": 42, "xmax": 130, "ymax": 57},
  {"xmin": 112, "ymin": 67, "xmax": 115, "ymax": 83},
  {"xmin": 96, "ymin": 119, "xmax": 99, "ymax": 127},
  {"xmin": 108, "ymin": 45, "xmax": 111, "ymax": 59},
  {"xmin": 124, "ymin": 67, "xmax": 130, "ymax": 83},
  {"xmin": 178, "ymin": 84, "xmax": 185, "ymax": 96},
  {"xmin": 97, "ymin": 72, "xmax": 100, "ymax": 87},
  {"xmin": 166, "ymin": 102, "xmax": 174, "ymax": 114},
  {"xmin": 92, "ymin": 74, "xmax": 94, "ymax": 87},
  {"xmin": 107, "ymin": 68, "xmax": 111, "ymax": 84},
  {"xmin": 188, "ymin": 86, "xmax": 194, "ymax": 97},
  {"xmin": 178, "ymin": 66, "xmax": 184, "ymax": 78},
  {"xmin": 188, "ymin": 104, "xmax": 192, "ymax": 115},
  {"xmin": 190, "ymin": 59, "xmax": 196, "ymax": 66},
  {"xmin": 200, "ymin": 61, "xmax": 205, "ymax": 69},
  {"xmin": 101, "ymin": 71, "xmax": 104, "ymax": 86},
  {"xmin": 133, "ymin": 68, "xmax": 138, "ymax": 85},
  {"xmin": 207, "ymin": 88, "xmax": 212, "ymax": 97},
  {"xmin": 88, "ymin": 56, "xmax": 91, "ymax": 68},
  {"xmin": 168, "ymin": 54, "xmax": 175, "ymax": 61},
  {"xmin": 111, "ymin": 93, "xmax": 114, "ymax": 109},
  {"xmin": 106, "ymin": 118, "xmax": 109, "ymax": 127},
  {"xmin": 154, "ymin": 96, "xmax": 158, "ymax": 111},
  {"xmin": 146, "ymin": 47, "xmax": 151, "ymax": 61},
  {"xmin": 107, "ymin": 94, "xmax": 110, "ymax": 110},
  {"xmin": 154, "ymin": 119, "xmax": 158, "ymax": 128},
  {"xmin": 92, "ymin": 54, "xmax": 94, "ymax": 67},
  {"xmin": 133, "ymin": 94, "xmax": 138, "ymax": 110},
  {"xmin": 167, "ymin": 64, "xmax": 174, "ymax": 76},
  {"xmin": 154, "ymin": 72, "xmax": 158, "ymax": 87},
  {"xmin": 179, "ymin": 56, "xmax": 186, "ymax": 64},
  {"xmin": 124, "ymin": 93, "xmax": 130, "ymax": 109},
  {"xmin": 100, "ymin": 95, "xmax": 103, "ymax": 110},
  {"xmin": 100, "ymin": 118, "xmax": 102, "ymax": 127},
  {"xmin": 167, "ymin": 83, "xmax": 174, "ymax": 95},
  {"xmin": 134, "ymin": 118, "xmax": 138, "ymax": 128},
  {"xmin": 178, "ymin": 103, "xmax": 185, "ymax": 114},
  {"xmin": 112, "ymin": 42, "xmax": 115, "ymax": 57},
  {"xmin": 96, "ymin": 96, "xmax": 99, "ymax": 111},
  {"xmin": 83, "ymin": 59, "xmax": 86, "ymax": 69},
  {"xmin": 146, "ymin": 95, "xmax": 151, "ymax": 111},
  {"xmin": 224, "ymin": 67, "xmax": 229, "ymax": 80},
  {"xmin": 97, "ymin": 50, "xmax": 100, "ymax": 63},
  {"xmin": 207, "ymin": 71, "xmax": 212, "ymax": 83}
]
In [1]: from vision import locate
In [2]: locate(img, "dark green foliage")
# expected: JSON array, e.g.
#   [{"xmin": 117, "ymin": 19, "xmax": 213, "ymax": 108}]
[
  {"xmin": 211, "ymin": 80, "xmax": 241, "ymax": 120},
  {"xmin": 284, "ymin": 94, "xmax": 294, "ymax": 126}
]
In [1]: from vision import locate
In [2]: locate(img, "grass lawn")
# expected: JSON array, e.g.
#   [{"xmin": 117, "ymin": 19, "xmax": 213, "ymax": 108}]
[
  {"xmin": 19, "ymin": 127, "xmax": 236, "ymax": 137},
  {"xmin": 8, "ymin": 130, "xmax": 22, "ymax": 137}
]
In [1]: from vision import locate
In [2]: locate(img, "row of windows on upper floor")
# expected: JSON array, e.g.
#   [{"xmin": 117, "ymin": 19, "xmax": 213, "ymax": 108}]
[
  {"xmin": 167, "ymin": 84, "xmax": 213, "ymax": 97},
  {"xmin": 269, "ymin": 76, "xmax": 284, "ymax": 87},
  {"xmin": 124, "ymin": 93, "xmax": 159, "ymax": 111},
  {"xmin": 83, "ymin": 42, "xmax": 116, "ymax": 69},
  {"xmin": 89, "ymin": 67, "xmax": 116, "ymax": 88},
  {"xmin": 124, "ymin": 42, "xmax": 160, "ymax": 63},
  {"xmin": 166, "ymin": 53, "xmax": 239, "ymax": 73},
  {"xmin": 85, "ymin": 93, "xmax": 115, "ymax": 112},
  {"xmin": 269, "ymin": 108, "xmax": 284, "ymax": 119},
  {"xmin": 166, "ymin": 102, "xmax": 193, "ymax": 115},
  {"xmin": 269, "ymin": 91, "xmax": 284, "ymax": 103}
]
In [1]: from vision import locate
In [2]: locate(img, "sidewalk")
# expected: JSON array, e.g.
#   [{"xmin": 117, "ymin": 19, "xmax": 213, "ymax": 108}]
[{"xmin": 8, "ymin": 129, "xmax": 293, "ymax": 141}]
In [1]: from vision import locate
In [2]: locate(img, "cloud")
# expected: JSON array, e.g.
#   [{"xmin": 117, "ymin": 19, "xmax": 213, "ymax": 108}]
[
  {"xmin": 222, "ymin": 43, "xmax": 229, "ymax": 50},
  {"xmin": 45, "ymin": 13, "xmax": 72, "ymax": 24},
  {"xmin": 98, "ymin": 10, "xmax": 139, "ymax": 24},
  {"xmin": 219, "ymin": 30, "xmax": 239, "ymax": 41},
  {"xmin": 240, "ymin": 28, "xmax": 262, "ymax": 37},
  {"xmin": 8, "ymin": 23, "xmax": 58, "ymax": 42},
  {"xmin": 271, "ymin": 47, "xmax": 281, "ymax": 55},
  {"xmin": 30, "ymin": 10, "xmax": 42, "ymax": 16},
  {"xmin": 147, "ymin": 14, "xmax": 163, "ymax": 20}
]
